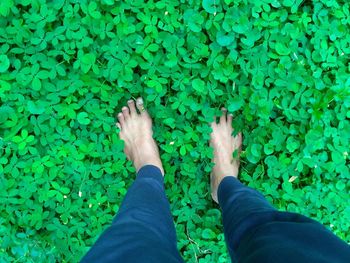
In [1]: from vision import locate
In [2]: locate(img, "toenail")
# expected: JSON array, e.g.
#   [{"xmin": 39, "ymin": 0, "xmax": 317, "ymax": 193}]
[
  {"xmin": 136, "ymin": 98, "xmax": 143, "ymax": 104},
  {"xmin": 128, "ymin": 100, "xmax": 133, "ymax": 104},
  {"xmin": 118, "ymin": 113, "xmax": 123, "ymax": 117},
  {"xmin": 122, "ymin": 107, "xmax": 128, "ymax": 111}
]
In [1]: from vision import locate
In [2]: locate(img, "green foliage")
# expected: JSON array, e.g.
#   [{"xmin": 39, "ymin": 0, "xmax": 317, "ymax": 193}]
[{"xmin": 1, "ymin": 0, "xmax": 350, "ymax": 262}]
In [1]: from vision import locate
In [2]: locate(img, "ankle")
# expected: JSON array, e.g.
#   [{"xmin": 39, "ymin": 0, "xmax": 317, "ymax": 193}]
[
  {"xmin": 214, "ymin": 163, "xmax": 238, "ymax": 180},
  {"xmin": 133, "ymin": 148, "xmax": 164, "ymax": 176}
]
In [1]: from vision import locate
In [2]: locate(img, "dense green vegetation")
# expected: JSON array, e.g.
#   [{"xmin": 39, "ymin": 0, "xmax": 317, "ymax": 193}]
[{"xmin": 0, "ymin": 0, "xmax": 349, "ymax": 262}]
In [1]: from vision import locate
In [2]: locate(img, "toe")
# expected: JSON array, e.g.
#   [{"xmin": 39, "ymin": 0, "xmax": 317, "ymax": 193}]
[
  {"xmin": 127, "ymin": 99, "xmax": 137, "ymax": 115},
  {"xmin": 220, "ymin": 107, "xmax": 227, "ymax": 124},
  {"xmin": 136, "ymin": 97, "xmax": 147, "ymax": 116},
  {"xmin": 122, "ymin": 106, "xmax": 130, "ymax": 119},
  {"xmin": 227, "ymin": 113, "xmax": 233, "ymax": 125},
  {"xmin": 117, "ymin": 113, "xmax": 125, "ymax": 126}
]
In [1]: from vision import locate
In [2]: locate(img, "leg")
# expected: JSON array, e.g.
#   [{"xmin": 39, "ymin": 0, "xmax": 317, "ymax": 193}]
[
  {"xmin": 81, "ymin": 98, "xmax": 184, "ymax": 263},
  {"xmin": 209, "ymin": 108, "xmax": 350, "ymax": 263},
  {"xmin": 217, "ymin": 177, "xmax": 350, "ymax": 263}
]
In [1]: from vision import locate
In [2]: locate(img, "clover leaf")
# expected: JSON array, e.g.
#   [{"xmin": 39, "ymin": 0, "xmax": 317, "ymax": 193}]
[{"xmin": 77, "ymin": 112, "xmax": 91, "ymax": 125}]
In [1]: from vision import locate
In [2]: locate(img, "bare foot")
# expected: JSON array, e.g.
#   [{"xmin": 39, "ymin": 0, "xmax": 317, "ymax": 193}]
[
  {"xmin": 116, "ymin": 97, "xmax": 164, "ymax": 176},
  {"xmin": 210, "ymin": 107, "xmax": 243, "ymax": 203}
]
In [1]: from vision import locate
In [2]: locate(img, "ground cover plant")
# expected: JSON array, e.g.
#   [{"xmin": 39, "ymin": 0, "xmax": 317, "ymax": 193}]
[{"xmin": 0, "ymin": 0, "xmax": 350, "ymax": 262}]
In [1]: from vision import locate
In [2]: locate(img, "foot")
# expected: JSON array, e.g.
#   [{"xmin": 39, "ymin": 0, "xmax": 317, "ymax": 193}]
[
  {"xmin": 209, "ymin": 107, "xmax": 243, "ymax": 203},
  {"xmin": 116, "ymin": 97, "xmax": 164, "ymax": 176}
]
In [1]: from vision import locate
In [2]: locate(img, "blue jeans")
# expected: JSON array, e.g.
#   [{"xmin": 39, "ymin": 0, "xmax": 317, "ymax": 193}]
[{"xmin": 81, "ymin": 165, "xmax": 350, "ymax": 263}]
